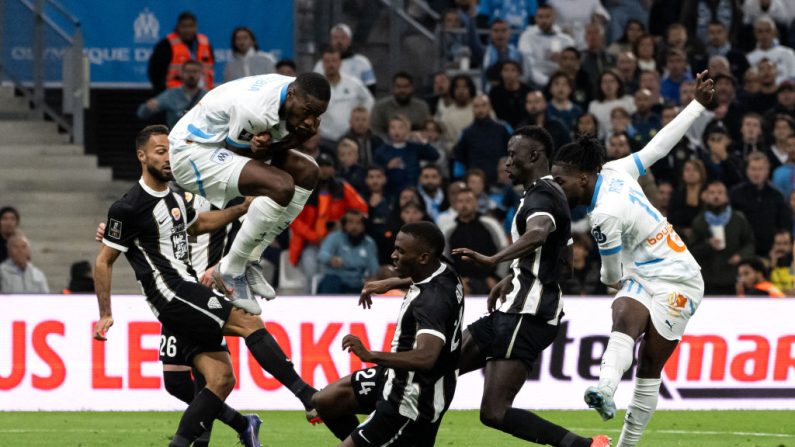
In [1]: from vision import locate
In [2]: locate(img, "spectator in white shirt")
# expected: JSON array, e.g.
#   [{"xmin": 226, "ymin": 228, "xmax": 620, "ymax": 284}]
[
  {"xmin": 588, "ymin": 69, "xmax": 636, "ymax": 136},
  {"xmin": 313, "ymin": 23, "xmax": 377, "ymax": 94},
  {"xmin": 518, "ymin": 4, "xmax": 575, "ymax": 87},
  {"xmin": 318, "ymin": 46, "xmax": 374, "ymax": 144},
  {"xmin": 223, "ymin": 27, "xmax": 276, "ymax": 82},
  {"xmin": 548, "ymin": 0, "xmax": 610, "ymax": 50},
  {"xmin": 747, "ymin": 17, "xmax": 795, "ymax": 84},
  {"xmin": 0, "ymin": 232, "xmax": 49, "ymax": 294}
]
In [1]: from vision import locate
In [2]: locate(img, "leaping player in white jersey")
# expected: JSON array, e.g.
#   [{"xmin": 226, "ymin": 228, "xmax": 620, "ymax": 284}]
[
  {"xmin": 550, "ymin": 71, "xmax": 715, "ymax": 447},
  {"xmin": 169, "ymin": 73, "xmax": 330, "ymax": 314}
]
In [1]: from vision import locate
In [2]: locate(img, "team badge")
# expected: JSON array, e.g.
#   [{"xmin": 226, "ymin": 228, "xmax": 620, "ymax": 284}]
[
  {"xmin": 171, "ymin": 207, "xmax": 181, "ymax": 221},
  {"xmin": 108, "ymin": 219, "xmax": 122, "ymax": 239}
]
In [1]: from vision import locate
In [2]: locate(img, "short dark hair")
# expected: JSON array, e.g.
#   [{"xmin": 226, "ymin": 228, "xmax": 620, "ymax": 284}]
[
  {"xmin": 500, "ymin": 59, "xmax": 523, "ymax": 75},
  {"xmin": 708, "ymin": 20, "xmax": 726, "ymax": 29},
  {"xmin": 393, "ymin": 71, "xmax": 413, "ymax": 84},
  {"xmin": 512, "ymin": 125, "xmax": 555, "ymax": 160},
  {"xmin": 553, "ymin": 136, "xmax": 607, "ymax": 174},
  {"xmin": 774, "ymin": 114, "xmax": 795, "ymax": 133},
  {"xmin": 321, "ymin": 44, "xmax": 341, "ymax": 57},
  {"xmin": 295, "ymin": 72, "xmax": 331, "ymax": 102},
  {"xmin": 465, "ymin": 168, "xmax": 487, "ymax": 182},
  {"xmin": 275, "ymin": 59, "xmax": 296, "ymax": 71},
  {"xmin": 561, "ymin": 46, "xmax": 581, "ymax": 59},
  {"xmin": 341, "ymin": 208, "xmax": 365, "ymax": 227},
  {"xmin": 450, "ymin": 74, "xmax": 476, "ymax": 99},
  {"xmin": 400, "ymin": 221, "xmax": 445, "ymax": 259},
  {"xmin": 176, "ymin": 11, "xmax": 196, "ymax": 24},
  {"xmin": 366, "ymin": 164, "xmax": 386, "ymax": 175},
  {"xmin": 420, "ymin": 164, "xmax": 442, "ymax": 175},
  {"xmin": 0, "ymin": 206, "xmax": 20, "ymax": 222},
  {"xmin": 135, "ymin": 125, "xmax": 169, "ymax": 151},
  {"xmin": 739, "ymin": 257, "xmax": 769, "ymax": 278}
]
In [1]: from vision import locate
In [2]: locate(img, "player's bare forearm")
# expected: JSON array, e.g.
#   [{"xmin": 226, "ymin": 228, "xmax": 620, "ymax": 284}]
[
  {"xmin": 491, "ymin": 218, "xmax": 554, "ymax": 264},
  {"xmin": 343, "ymin": 334, "xmax": 443, "ymax": 372},
  {"xmin": 189, "ymin": 199, "xmax": 251, "ymax": 235},
  {"xmin": 94, "ymin": 246, "xmax": 120, "ymax": 318}
]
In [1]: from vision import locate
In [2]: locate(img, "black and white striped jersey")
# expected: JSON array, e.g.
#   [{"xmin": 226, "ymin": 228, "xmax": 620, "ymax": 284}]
[
  {"xmin": 382, "ymin": 263, "xmax": 464, "ymax": 423},
  {"xmin": 500, "ymin": 175, "xmax": 571, "ymax": 323},
  {"xmin": 102, "ymin": 179, "xmax": 199, "ymax": 311}
]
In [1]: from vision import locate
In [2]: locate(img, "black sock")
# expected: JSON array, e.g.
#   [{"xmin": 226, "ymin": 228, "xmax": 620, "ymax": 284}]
[
  {"xmin": 192, "ymin": 428, "xmax": 212, "ymax": 447},
  {"xmin": 170, "ymin": 388, "xmax": 225, "ymax": 446},
  {"xmin": 323, "ymin": 415, "xmax": 360, "ymax": 440},
  {"xmin": 217, "ymin": 404, "xmax": 249, "ymax": 433},
  {"xmin": 163, "ymin": 371, "xmax": 195, "ymax": 405},
  {"xmin": 246, "ymin": 328, "xmax": 317, "ymax": 408},
  {"xmin": 501, "ymin": 408, "xmax": 591, "ymax": 447}
]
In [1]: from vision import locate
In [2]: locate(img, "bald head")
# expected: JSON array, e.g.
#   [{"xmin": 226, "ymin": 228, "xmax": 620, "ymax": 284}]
[{"xmin": 473, "ymin": 94, "xmax": 492, "ymax": 119}]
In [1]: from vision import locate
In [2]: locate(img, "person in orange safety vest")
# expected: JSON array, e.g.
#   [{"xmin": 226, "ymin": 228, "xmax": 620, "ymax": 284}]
[{"xmin": 147, "ymin": 11, "xmax": 214, "ymax": 94}]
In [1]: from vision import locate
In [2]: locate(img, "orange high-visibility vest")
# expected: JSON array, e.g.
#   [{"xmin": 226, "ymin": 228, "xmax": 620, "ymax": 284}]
[
  {"xmin": 755, "ymin": 281, "xmax": 786, "ymax": 298},
  {"xmin": 165, "ymin": 32, "xmax": 214, "ymax": 89}
]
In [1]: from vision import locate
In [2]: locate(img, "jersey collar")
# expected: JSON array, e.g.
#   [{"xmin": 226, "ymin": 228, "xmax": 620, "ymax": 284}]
[
  {"xmin": 587, "ymin": 174, "xmax": 603, "ymax": 213},
  {"xmin": 413, "ymin": 262, "xmax": 447, "ymax": 285},
  {"xmin": 139, "ymin": 178, "xmax": 170, "ymax": 198}
]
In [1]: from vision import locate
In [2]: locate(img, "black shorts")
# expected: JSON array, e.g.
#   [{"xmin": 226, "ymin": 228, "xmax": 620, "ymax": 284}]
[
  {"xmin": 351, "ymin": 366, "xmax": 387, "ymax": 413},
  {"xmin": 152, "ymin": 281, "xmax": 233, "ymax": 350},
  {"xmin": 467, "ymin": 311, "xmax": 559, "ymax": 369},
  {"xmin": 351, "ymin": 400, "xmax": 441, "ymax": 447},
  {"xmin": 159, "ymin": 324, "xmax": 229, "ymax": 366}
]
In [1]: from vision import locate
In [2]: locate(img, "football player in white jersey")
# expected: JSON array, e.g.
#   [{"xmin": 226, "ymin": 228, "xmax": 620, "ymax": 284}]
[
  {"xmin": 169, "ymin": 73, "xmax": 330, "ymax": 313},
  {"xmin": 550, "ymin": 71, "xmax": 714, "ymax": 447}
]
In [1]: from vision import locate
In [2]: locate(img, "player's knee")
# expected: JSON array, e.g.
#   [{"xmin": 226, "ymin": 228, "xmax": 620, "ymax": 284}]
[
  {"xmin": 635, "ymin": 352, "xmax": 664, "ymax": 378},
  {"xmin": 310, "ymin": 389, "xmax": 329, "ymax": 413},
  {"xmin": 479, "ymin": 405, "xmax": 506, "ymax": 429},
  {"xmin": 293, "ymin": 158, "xmax": 319, "ymax": 190},
  {"xmin": 206, "ymin": 371, "xmax": 236, "ymax": 397},
  {"xmin": 270, "ymin": 171, "xmax": 296, "ymax": 207}
]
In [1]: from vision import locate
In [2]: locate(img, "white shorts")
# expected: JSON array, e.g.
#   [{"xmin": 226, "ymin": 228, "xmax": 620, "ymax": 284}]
[
  {"xmin": 615, "ymin": 273, "xmax": 704, "ymax": 341},
  {"xmin": 169, "ymin": 139, "xmax": 250, "ymax": 208}
]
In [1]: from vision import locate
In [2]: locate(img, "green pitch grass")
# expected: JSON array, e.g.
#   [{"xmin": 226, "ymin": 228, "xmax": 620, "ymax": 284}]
[{"xmin": 1, "ymin": 410, "xmax": 794, "ymax": 446}]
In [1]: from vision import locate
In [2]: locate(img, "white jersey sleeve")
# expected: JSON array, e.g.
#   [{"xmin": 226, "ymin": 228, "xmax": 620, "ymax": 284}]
[
  {"xmin": 606, "ymin": 100, "xmax": 706, "ymax": 180},
  {"xmin": 591, "ymin": 211, "xmax": 624, "ymax": 285}
]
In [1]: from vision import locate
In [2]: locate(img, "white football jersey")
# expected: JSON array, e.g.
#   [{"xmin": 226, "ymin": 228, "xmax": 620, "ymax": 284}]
[
  {"xmin": 585, "ymin": 99, "xmax": 707, "ymax": 286},
  {"xmin": 170, "ymin": 74, "xmax": 293, "ymax": 150}
]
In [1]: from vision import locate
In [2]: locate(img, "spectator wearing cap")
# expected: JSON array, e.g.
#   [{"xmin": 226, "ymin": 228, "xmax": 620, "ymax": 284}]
[
  {"xmin": 374, "ymin": 114, "xmax": 439, "ymax": 198},
  {"xmin": 316, "ymin": 209, "xmax": 379, "ymax": 294},
  {"xmin": 318, "ymin": 46, "xmax": 374, "ymax": 145},
  {"xmin": 489, "ymin": 60, "xmax": 532, "ymax": 128},
  {"xmin": 689, "ymin": 180, "xmax": 755, "ymax": 296},
  {"xmin": 772, "ymin": 132, "xmax": 795, "ymax": 197},
  {"xmin": 0, "ymin": 206, "xmax": 20, "ymax": 263},
  {"xmin": 289, "ymin": 153, "xmax": 368, "ymax": 292},
  {"xmin": 698, "ymin": 21, "xmax": 749, "ymax": 81},
  {"xmin": 453, "ymin": 95, "xmax": 510, "ymax": 185},
  {"xmin": 701, "ymin": 122, "xmax": 745, "ymax": 190},
  {"xmin": 370, "ymin": 72, "xmax": 430, "ymax": 139},
  {"xmin": 517, "ymin": 4, "xmax": 575, "ymax": 87},
  {"xmin": 747, "ymin": 17, "xmax": 795, "ymax": 83},
  {"xmin": 764, "ymin": 80, "xmax": 795, "ymax": 129},
  {"xmin": 313, "ymin": 23, "xmax": 376, "ymax": 94},
  {"xmin": 482, "ymin": 19, "xmax": 529, "ymax": 92},
  {"xmin": 0, "ymin": 232, "xmax": 49, "ymax": 294},
  {"xmin": 711, "ymin": 73, "xmax": 749, "ymax": 142},
  {"xmin": 731, "ymin": 152, "xmax": 792, "ymax": 257},
  {"xmin": 736, "ymin": 257, "xmax": 785, "ymax": 297}
]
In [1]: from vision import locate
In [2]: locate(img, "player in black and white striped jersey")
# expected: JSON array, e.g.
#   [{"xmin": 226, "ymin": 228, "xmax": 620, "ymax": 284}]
[
  {"xmin": 311, "ymin": 222, "xmax": 464, "ymax": 446},
  {"xmin": 452, "ymin": 127, "xmax": 610, "ymax": 447}
]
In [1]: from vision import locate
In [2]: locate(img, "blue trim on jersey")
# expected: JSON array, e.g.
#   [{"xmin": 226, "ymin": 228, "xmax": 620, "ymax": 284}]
[
  {"xmin": 225, "ymin": 136, "xmax": 251, "ymax": 150},
  {"xmin": 187, "ymin": 124, "xmax": 214, "ymax": 140},
  {"xmin": 599, "ymin": 245, "xmax": 622, "ymax": 255},
  {"xmin": 588, "ymin": 175, "xmax": 603, "ymax": 212},
  {"xmin": 189, "ymin": 159, "xmax": 206, "ymax": 197},
  {"xmin": 632, "ymin": 153, "xmax": 646, "ymax": 176},
  {"xmin": 279, "ymin": 83, "xmax": 289, "ymax": 106},
  {"xmin": 636, "ymin": 281, "xmax": 643, "ymax": 294},
  {"xmin": 635, "ymin": 258, "xmax": 664, "ymax": 266},
  {"xmin": 626, "ymin": 279, "xmax": 635, "ymax": 292}
]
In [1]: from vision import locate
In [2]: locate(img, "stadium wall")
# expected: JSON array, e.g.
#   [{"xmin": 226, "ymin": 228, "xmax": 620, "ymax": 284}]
[{"xmin": 1, "ymin": 295, "xmax": 794, "ymax": 411}]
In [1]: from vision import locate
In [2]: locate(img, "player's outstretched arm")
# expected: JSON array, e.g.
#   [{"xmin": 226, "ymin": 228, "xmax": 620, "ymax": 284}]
[
  {"xmin": 621, "ymin": 70, "xmax": 715, "ymax": 177},
  {"xmin": 342, "ymin": 333, "xmax": 444, "ymax": 372},
  {"xmin": 188, "ymin": 197, "xmax": 252, "ymax": 236},
  {"xmin": 93, "ymin": 244, "xmax": 121, "ymax": 341},
  {"xmin": 453, "ymin": 214, "xmax": 554, "ymax": 266}
]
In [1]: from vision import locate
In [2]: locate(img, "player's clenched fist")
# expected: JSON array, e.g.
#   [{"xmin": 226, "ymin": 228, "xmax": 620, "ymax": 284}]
[{"xmin": 250, "ymin": 132, "xmax": 272, "ymax": 153}]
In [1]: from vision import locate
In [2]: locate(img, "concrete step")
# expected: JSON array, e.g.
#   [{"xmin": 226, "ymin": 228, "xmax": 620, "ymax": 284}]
[
  {"xmin": 0, "ymin": 175, "xmax": 121, "ymax": 192},
  {"xmin": 0, "ymin": 166, "xmax": 112, "ymax": 182},
  {"xmin": 0, "ymin": 143, "xmax": 84, "ymax": 156},
  {"xmin": 0, "ymin": 121, "xmax": 70, "ymax": 144},
  {"xmin": 0, "ymin": 96, "xmax": 30, "ymax": 113},
  {"xmin": 1, "ymin": 153, "xmax": 98, "ymax": 168},
  {"xmin": 2, "ymin": 188, "xmax": 133, "ymax": 205},
  {"xmin": 0, "ymin": 85, "xmax": 15, "ymax": 98}
]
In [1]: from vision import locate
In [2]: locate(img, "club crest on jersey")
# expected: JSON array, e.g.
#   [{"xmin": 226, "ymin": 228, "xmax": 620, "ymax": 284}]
[
  {"xmin": 591, "ymin": 226, "xmax": 606, "ymax": 244},
  {"xmin": 108, "ymin": 219, "xmax": 122, "ymax": 239},
  {"xmin": 171, "ymin": 207, "xmax": 181, "ymax": 221},
  {"xmin": 183, "ymin": 191, "xmax": 193, "ymax": 203}
]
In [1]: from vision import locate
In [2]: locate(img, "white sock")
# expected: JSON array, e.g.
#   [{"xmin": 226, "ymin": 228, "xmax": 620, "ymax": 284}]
[
  {"xmin": 220, "ymin": 196, "xmax": 287, "ymax": 276},
  {"xmin": 617, "ymin": 378, "xmax": 661, "ymax": 447},
  {"xmin": 246, "ymin": 186, "xmax": 313, "ymax": 262},
  {"xmin": 598, "ymin": 331, "xmax": 636, "ymax": 397}
]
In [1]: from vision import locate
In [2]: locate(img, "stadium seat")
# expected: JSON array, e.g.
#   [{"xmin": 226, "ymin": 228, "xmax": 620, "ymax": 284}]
[{"xmin": 278, "ymin": 250, "xmax": 306, "ymax": 292}]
